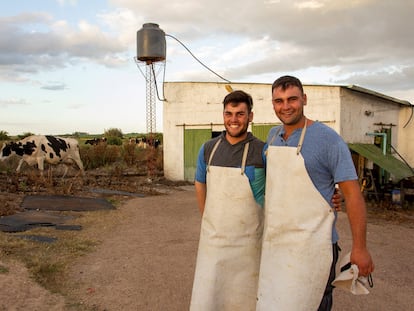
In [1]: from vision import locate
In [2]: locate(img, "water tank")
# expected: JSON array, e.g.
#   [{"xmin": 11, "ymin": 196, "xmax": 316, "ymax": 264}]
[{"xmin": 137, "ymin": 23, "xmax": 166, "ymax": 63}]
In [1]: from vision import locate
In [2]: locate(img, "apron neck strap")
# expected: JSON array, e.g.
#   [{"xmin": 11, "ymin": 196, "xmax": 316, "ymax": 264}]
[
  {"xmin": 241, "ymin": 142, "xmax": 250, "ymax": 175},
  {"xmin": 207, "ymin": 138, "xmax": 222, "ymax": 172},
  {"xmin": 207, "ymin": 138, "xmax": 250, "ymax": 175},
  {"xmin": 268, "ymin": 126, "xmax": 282, "ymax": 146},
  {"xmin": 266, "ymin": 118, "xmax": 307, "ymax": 156},
  {"xmin": 296, "ymin": 118, "xmax": 307, "ymax": 155}
]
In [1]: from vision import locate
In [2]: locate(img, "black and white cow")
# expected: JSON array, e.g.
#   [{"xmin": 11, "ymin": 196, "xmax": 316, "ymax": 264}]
[
  {"xmin": 85, "ymin": 137, "xmax": 107, "ymax": 145},
  {"xmin": 129, "ymin": 137, "xmax": 161, "ymax": 149},
  {"xmin": 0, "ymin": 135, "xmax": 85, "ymax": 177}
]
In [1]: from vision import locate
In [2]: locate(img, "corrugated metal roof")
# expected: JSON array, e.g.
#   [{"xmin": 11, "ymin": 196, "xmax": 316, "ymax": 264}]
[
  {"xmin": 344, "ymin": 85, "xmax": 412, "ymax": 106},
  {"xmin": 349, "ymin": 143, "xmax": 414, "ymax": 182}
]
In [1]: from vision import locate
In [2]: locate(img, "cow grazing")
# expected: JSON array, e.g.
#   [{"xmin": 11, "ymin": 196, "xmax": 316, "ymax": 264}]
[
  {"xmin": 0, "ymin": 135, "xmax": 85, "ymax": 177},
  {"xmin": 129, "ymin": 137, "xmax": 161, "ymax": 149},
  {"xmin": 85, "ymin": 137, "xmax": 107, "ymax": 145}
]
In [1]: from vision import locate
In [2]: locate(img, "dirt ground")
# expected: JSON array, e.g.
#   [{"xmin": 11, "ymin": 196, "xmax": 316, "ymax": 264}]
[{"xmin": 1, "ymin": 168, "xmax": 414, "ymax": 310}]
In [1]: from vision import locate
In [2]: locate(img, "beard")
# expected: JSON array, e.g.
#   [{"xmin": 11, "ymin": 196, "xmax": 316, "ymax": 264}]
[{"xmin": 225, "ymin": 122, "xmax": 249, "ymax": 138}]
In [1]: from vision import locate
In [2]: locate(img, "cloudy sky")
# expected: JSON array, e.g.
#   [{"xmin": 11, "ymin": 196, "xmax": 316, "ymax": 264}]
[{"xmin": 1, "ymin": 0, "xmax": 413, "ymax": 136}]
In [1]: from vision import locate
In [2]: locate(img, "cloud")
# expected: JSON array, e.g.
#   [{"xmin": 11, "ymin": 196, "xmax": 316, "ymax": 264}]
[
  {"xmin": 334, "ymin": 65, "xmax": 414, "ymax": 92},
  {"xmin": 40, "ymin": 82, "xmax": 67, "ymax": 91},
  {"xmin": 56, "ymin": 0, "xmax": 78, "ymax": 6},
  {"xmin": 113, "ymin": 0, "xmax": 414, "ymax": 80},
  {"xmin": 1, "ymin": 0, "xmax": 413, "ymax": 101},
  {"xmin": 0, "ymin": 12, "xmax": 129, "ymax": 81},
  {"xmin": 0, "ymin": 98, "xmax": 29, "ymax": 107}
]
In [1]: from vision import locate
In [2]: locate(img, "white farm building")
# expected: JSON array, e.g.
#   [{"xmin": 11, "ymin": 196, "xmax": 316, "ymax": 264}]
[{"xmin": 162, "ymin": 82, "xmax": 414, "ymax": 201}]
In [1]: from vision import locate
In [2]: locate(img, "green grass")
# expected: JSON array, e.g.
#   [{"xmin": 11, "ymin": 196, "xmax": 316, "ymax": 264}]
[{"xmin": 0, "ymin": 264, "xmax": 9, "ymax": 274}]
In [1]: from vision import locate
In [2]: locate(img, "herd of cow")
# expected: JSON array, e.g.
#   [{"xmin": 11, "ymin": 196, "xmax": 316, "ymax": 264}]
[
  {"xmin": 128, "ymin": 137, "xmax": 161, "ymax": 149},
  {"xmin": 0, "ymin": 134, "xmax": 160, "ymax": 177}
]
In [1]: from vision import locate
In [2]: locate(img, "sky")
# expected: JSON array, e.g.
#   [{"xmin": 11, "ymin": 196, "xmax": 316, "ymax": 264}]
[{"xmin": 1, "ymin": 0, "xmax": 413, "ymax": 136}]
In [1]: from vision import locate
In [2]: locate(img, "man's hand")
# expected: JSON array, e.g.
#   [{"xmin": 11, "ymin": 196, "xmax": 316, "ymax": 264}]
[
  {"xmin": 351, "ymin": 247, "xmax": 375, "ymax": 277},
  {"xmin": 332, "ymin": 187, "xmax": 343, "ymax": 211}
]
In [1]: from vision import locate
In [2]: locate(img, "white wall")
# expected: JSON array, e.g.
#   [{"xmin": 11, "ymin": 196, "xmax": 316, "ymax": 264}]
[
  {"xmin": 339, "ymin": 88, "xmax": 401, "ymax": 145},
  {"xmin": 302, "ymin": 85, "xmax": 341, "ymax": 132},
  {"xmin": 398, "ymin": 106, "xmax": 414, "ymax": 167},
  {"xmin": 163, "ymin": 82, "xmax": 274, "ymax": 180},
  {"xmin": 163, "ymin": 82, "xmax": 411, "ymax": 181}
]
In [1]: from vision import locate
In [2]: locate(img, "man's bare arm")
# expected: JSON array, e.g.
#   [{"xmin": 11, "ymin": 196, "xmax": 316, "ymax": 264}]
[
  {"xmin": 338, "ymin": 180, "xmax": 375, "ymax": 276},
  {"xmin": 195, "ymin": 181, "xmax": 207, "ymax": 215}
]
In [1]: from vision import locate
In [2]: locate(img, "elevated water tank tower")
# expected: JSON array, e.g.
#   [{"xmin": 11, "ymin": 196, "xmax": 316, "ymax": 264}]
[
  {"xmin": 135, "ymin": 23, "xmax": 166, "ymax": 180},
  {"xmin": 137, "ymin": 23, "xmax": 166, "ymax": 64},
  {"xmin": 136, "ymin": 23, "xmax": 166, "ymax": 134}
]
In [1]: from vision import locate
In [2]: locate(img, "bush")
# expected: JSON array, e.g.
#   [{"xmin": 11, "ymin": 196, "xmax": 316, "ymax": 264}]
[
  {"xmin": 106, "ymin": 136, "xmax": 123, "ymax": 146},
  {"xmin": 80, "ymin": 144, "xmax": 120, "ymax": 169},
  {"xmin": 0, "ymin": 130, "xmax": 10, "ymax": 141},
  {"xmin": 18, "ymin": 132, "xmax": 35, "ymax": 139},
  {"xmin": 122, "ymin": 144, "xmax": 138, "ymax": 166},
  {"xmin": 104, "ymin": 128, "xmax": 123, "ymax": 139},
  {"xmin": 103, "ymin": 128, "xmax": 124, "ymax": 146}
]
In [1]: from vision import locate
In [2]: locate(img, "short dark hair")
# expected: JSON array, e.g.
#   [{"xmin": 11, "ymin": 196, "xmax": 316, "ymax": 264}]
[
  {"xmin": 272, "ymin": 75, "xmax": 304, "ymax": 94},
  {"xmin": 223, "ymin": 90, "xmax": 253, "ymax": 113}
]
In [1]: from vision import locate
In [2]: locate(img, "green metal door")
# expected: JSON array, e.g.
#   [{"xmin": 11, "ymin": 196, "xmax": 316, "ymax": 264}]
[
  {"xmin": 252, "ymin": 124, "xmax": 277, "ymax": 142},
  {"xmin": 184, "ymin": 129, "xmax": 212, "ymax": 181}
]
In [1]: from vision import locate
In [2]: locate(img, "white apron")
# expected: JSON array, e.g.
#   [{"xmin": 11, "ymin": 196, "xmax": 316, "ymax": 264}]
[
  {"xmin": 190, "ymin": 141, "xmax": 263, "ymax": 311},
  {"xmin": 256, "ymin": 123, "xmax": 335, "ymax": 311}
]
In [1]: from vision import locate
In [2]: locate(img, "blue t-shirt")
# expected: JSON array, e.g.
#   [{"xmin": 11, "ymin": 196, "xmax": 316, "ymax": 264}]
[{"xmin": 265, "ymin": 122, "xmax": 357, "ymax": 243}]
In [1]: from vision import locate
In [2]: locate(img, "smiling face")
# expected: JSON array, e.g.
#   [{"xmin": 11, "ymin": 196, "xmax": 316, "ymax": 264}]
[
  {"xmin": 223, "ymin": 102, "xmax": 253, "ymax": 145},
  {"xmin": 272, "ymin": 84, "xmax": 307, "ymax": 129}
]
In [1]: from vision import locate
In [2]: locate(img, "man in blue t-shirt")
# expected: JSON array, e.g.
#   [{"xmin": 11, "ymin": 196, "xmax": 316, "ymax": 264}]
[{"xmin": 257, "ymin": 75, "xmax": 375, "ymax": 311}]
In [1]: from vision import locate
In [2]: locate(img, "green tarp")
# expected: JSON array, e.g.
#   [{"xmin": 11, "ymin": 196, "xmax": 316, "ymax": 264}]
[{"xmin": 349, "ymin": 143, "xmax": 414, "ymax": 182}]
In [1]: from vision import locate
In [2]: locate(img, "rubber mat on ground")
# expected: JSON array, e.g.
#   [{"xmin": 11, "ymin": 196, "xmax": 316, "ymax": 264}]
[
  {"xmin": 14, "ymin": 234, "xmax": 58, "ymax": 243},
  {"xmin": 0, "ymin": 210, "xmax": 74, "ymax": 232},
  {"xmin": 21, "ymin": 195, "xmax": 115, "ymax": 211}
]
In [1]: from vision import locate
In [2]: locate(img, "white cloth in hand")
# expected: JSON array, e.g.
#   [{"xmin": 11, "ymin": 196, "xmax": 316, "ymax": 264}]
[{"xmin": 332, "ymin": 252, "xmax": 371, "ymax": 295}]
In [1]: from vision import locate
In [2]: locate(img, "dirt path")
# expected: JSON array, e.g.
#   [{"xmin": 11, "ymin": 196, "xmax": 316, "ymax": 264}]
[
  {"xmin": 65, "ymin": 186, "xmax": 200, "ymax": 310},
  {"xmin": 1, "ymin": 186, "xmax": 414, "ymax": 310},
  {"xmin": 0, "ymin": 259, "xmax": 67, "ymax": 311},
  {"xmin": 333, "ymin": 209, "xmax": 413, "ymax": 310}
]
